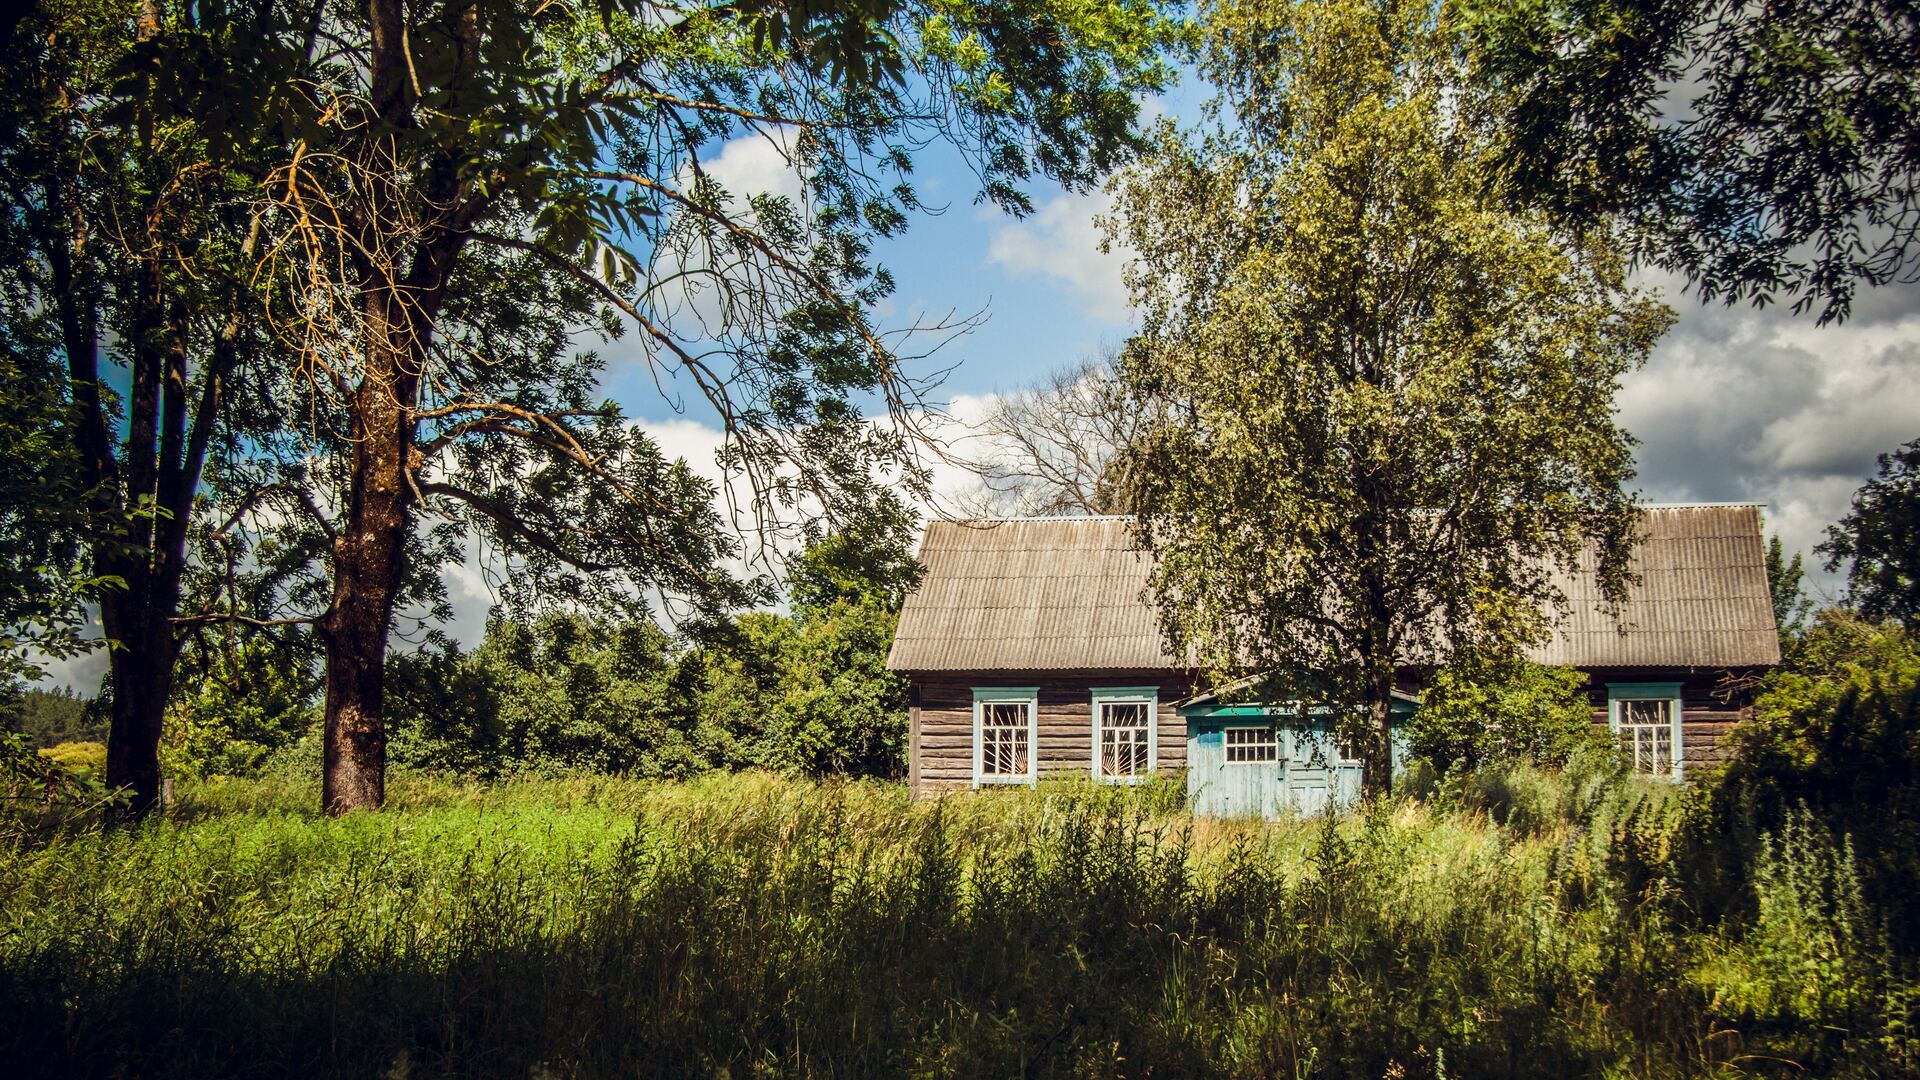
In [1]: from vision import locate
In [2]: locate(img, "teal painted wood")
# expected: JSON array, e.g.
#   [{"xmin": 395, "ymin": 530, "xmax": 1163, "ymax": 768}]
[
  {"xmin": 1185, "ymin": 718, "xmax": 1372, "ymax": 819},
  {"xmin": 1187, "ymin": 725, "xmax": 1281, "ymax": 817}
]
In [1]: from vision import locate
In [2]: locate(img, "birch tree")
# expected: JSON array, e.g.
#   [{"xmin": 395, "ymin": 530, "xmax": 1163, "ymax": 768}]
[{"xmin": 1109, "ymin": 0, "xmax": 1674, "ymax": 795}]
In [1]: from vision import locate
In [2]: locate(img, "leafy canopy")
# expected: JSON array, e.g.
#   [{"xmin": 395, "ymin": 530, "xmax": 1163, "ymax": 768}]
[
  {"xmin": 1462, "ymin": 0, "xmax": 1920, "ymax": 323},
  {"xmin": 1407, "ymin": 650, "xmax": 1601, "ymax": 776},
  {"xmin": 1819, "ymin": 439, "xmax": 1920, "ymax": 630}
]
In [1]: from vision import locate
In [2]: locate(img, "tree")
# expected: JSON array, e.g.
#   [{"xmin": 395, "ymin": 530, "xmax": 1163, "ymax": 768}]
[
  {"xmin": 1, "ymin": 0, "xmax": 292, "ymax": 814},
  {"xmin": 151, "ymin": 0, "xmax": 1180, "ymax": 812},
  {"xmin": 3, "ymin": 687, "xmax": 107, "ymax": 748},
  {"xmin": 163, "ymin": 632, "xmax": 318, "ymax": 778},
  {"xmin": 968, "ymin": 350, "xmax": 1153, "ymax": 516},
  {"xmin": 759, "ymin": 599, "xmax": 908, "ymax": 776},
  {"xmin": 757, "ymin": 524, "xmax": 919, "ymax": 776},
  {"xmin": 1819, "ymin": 438, "xmax": 1920, "ymax": 629},
  {"xmin": 1109, "ymin": 0, "xmax": 1673, "ymax": 795},
  {"xmin": 0, "ymin": 326, "xmax": 99, "ymax": 677},
  {"xmin": 785, "ymin": 516, "xmax": 923, "ymax": 610},
  {"xmin": 386, "ymin": 613, "xmax": 711, "ymax": 777},
  {"xmin": 1463, "ymin": 0, "xmax": 1920, "ymax": 323},
  {"xmin": 1766, "ymin": 534, "xmax": 1814, "ymax": 642}
]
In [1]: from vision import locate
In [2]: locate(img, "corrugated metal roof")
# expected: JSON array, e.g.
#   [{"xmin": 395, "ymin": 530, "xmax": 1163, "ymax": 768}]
[{"xmin": 886, "ymin": 506, "xmax": 1781, "ymax": 673}]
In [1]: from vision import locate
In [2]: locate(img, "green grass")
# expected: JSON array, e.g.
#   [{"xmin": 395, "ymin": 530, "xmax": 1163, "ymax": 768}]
[{"xmin": 0, "ymin": 769, "xmax": 1910, "ymax": 1077}]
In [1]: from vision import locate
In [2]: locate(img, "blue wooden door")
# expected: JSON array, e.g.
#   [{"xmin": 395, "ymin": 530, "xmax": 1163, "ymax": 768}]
[
  {"xmin": 1285, "ymin": 762, "xmax": 1330, "ymax": 814},
  {"xmin": 1286, "ymin": 728, "xmax": 1363, "ymax": 814}
]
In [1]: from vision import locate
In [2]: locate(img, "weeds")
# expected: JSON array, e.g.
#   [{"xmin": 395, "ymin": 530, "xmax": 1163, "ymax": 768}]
[{"xmin": 0, "ymin": 770, "xmax": 1908, "ymax": 1077}]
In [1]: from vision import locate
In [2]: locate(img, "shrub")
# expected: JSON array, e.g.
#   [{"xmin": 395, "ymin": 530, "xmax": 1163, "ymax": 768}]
[
  {"xmin": 163, "ymin": 636, "xmax": 318, "ymax": 779},
  {"xmin": 1685, "ymin": 613, "xmax": 1920, "ymax": 951},
  {"xmin": 1408, "ymin": 649, "xmax": 1606, "ymax": 775},
  {"xmin": 37, "ymin": 740, "xmax": 104, "ymax": 775}
]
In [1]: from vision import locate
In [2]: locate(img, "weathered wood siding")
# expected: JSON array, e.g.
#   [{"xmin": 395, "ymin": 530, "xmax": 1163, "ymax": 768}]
[
  {"xmin": 905, "ymin": 671, "xmax": 1196, "ymax": 796},
  {"xmin": 1578, "ymin": 667, "xmax": 1763, "ymax": 777}
]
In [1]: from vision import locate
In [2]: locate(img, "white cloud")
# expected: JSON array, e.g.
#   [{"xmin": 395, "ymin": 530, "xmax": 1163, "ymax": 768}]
[
  {"xmin": 1618, "ymin": 272, "xmax": 1920, "ymax": 591},
  {"xmin": 984, "ymin": 189, "xmax": 1134, "ymax": 324},
  {"xmin": 697, "ymin": 131, "xmax": 807, "ymax": 206}
]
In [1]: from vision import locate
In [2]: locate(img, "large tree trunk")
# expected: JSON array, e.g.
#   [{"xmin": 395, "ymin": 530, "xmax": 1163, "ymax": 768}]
[
  {"xmin": 314, "ymin": 0, "xmax": 479, "ymax": 814},
  {"xmin": 99, "ymin": 582, "xmax": 183, "ymax": 815},
  {"xmin": 319, "ymin": 298, "xmax": 422, "ymax": 814}
]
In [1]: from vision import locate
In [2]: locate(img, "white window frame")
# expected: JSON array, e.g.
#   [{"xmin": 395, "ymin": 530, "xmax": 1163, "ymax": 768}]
[
  {"xmin": 972, "ymin": 687, "xmax": 1039, "ymax": 786},
  {"xmin": 1223, "ymin": 725, "xmax": 1282, "ymax": 765},
  {"xmin": 1090, "ymin": 686, "xmax": 1158, "ymax": 783},
  {"xmin": 1607, "ymin": 682, "xmax": 1685, "ymax": 781}
]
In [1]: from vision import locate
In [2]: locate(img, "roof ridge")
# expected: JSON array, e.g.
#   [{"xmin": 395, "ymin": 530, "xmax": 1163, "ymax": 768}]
[
  {"xmin": 932, "ymin": 503, "xmax": 1764, "ymax": 527},
  {"xmin": 931, "ymin": 515, "xmax": 1136, "ymax": 524}
]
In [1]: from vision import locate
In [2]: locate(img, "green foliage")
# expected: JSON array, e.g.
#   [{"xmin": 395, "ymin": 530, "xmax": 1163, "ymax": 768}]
[
  {"xmin": 2, "ymin": 770, "xmax": 1914, "ymax": 1076},
  {"xmin": 1767, "ymin": 533, "xmax": 1814, "ymax": 641},
  {"xmin": 377, "ymin": 528, "xmax": 914, "ymax": 780},
  {"xmin": 757, "ymin": 601, "xmax": 909, "ymax": 777},
  {"xmin": 37, "ymin": 741, "xmax": 105, "ymax": 775},
  {"xmin": 786, "ymin": 523, "xmax": 923, "ymax": 611},
  {"xmin": 162, "ymin": 635, "xmax": 318, "ymax": 780},
  {"xmin": 0, "ymin": 342, "xmax": 98, "ymax": 671},
  {"xmin": 755, "ymin": 525, "xmax": 917, "ymax": 776},
  {"xmin": 1819, "ymin": 439, "xmax": 1920, "ymax": 629},
  {"xmin": 1111, "ymin": 0, "xmax": 1670, "ymax": 789},
  {"xmin": 384, "ymin": 604, "xmax": 907, "ymax": 782},
  {"xmin": 387, "ymin": 613, "xmax": 708, "ymax": 778},
  {"xmin": 0, "ymin": 729, "xmax": 120, "ymax": 840},
  {"xmin": 1408, "ymin": 651, "xmax": 1604, "ymax": 776},
  {"xmin": 1677, "ymin": 613, "xmax": 1920, "ymax": 952},
  {"xmin": 1691, "ymin": 811, "xmax": 1892, "ymax": 1063},
  {"xmin": 1463, "ymin": 0, "xmax": 1920, "ymax": 323},
  {"xmin": 3, "ymin": 687, "xmax": 106, "ymax": 748}
]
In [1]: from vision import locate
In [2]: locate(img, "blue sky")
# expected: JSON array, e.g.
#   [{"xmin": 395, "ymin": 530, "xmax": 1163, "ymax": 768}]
[{"xmin": 596, "ymin": 141, "xmax": 1138, "ymax": 422}]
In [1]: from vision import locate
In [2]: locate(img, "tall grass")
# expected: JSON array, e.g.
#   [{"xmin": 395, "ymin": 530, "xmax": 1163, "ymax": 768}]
[{"xmin": 0, "ymin": 770, "xmax": 1910, "ymax": 1077}]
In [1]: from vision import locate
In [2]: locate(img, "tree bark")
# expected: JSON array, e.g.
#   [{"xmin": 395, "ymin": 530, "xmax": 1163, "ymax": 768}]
[
  {"xmin": 315, "ymin": 0, "xmax": 480, "ymax": 814},
  {"xmin": 318, "ymin": 291, "xmax": 422, "ymax": 814},
  {"xmin": 1361, "ymin": 661, "xmax": 1395, "ymax": 800},
  {"xmin": 99, "ymin": 567, "xmax": 181, "ymax": 814}
]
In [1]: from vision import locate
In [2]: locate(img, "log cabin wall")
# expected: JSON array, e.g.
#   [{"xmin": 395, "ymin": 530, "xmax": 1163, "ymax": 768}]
[
  {"xmin": 906, "ymin": 671, "xmax": 1198, "ymax": 796},
  {"xmin": 1579, "ymin": 667, "xmax": 1766, "ymax": 776}
]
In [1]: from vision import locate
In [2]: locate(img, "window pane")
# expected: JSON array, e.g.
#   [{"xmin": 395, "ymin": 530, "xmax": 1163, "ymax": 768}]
[
  {"xmin": 1099, "ymin": 701, "xmax": 1151, "ymax": 778},
  {"xmin": 1105, "ymin": 699, "xmax": 1144, "ymax": 772},
  {"xmin": 1617, "ymin": 698, "xmax": 1674, "ymax": 774},
  {"xmin": 981, "ymin": 701, "xmax": 1030, "ymax": 776},
  {"xmin": 1224, "ymin": 726, "xmax": 1279, "ymax": 763}
]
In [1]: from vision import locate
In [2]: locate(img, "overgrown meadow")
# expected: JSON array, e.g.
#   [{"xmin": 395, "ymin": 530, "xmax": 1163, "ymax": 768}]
[{"xmin": 3, "ymin": 764, "xmax": 1912, "ymax": 1078}]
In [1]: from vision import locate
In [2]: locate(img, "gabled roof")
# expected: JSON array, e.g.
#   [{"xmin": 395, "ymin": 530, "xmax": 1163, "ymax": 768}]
[{"xmin": 885, "ymin": 506, "xmax": 1782, "ymax": 673}]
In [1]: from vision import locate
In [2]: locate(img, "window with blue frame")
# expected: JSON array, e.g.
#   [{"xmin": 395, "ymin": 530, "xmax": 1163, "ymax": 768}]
[
  {"xmin": 1091, "ymin": 687, "xmax": 1158, "ymax": 782},
  {"xmin": 1607, "ymin": 683, "xmax": 1685, "ymax": 780},
  {"xmin": 973, "ymin": 688, "xmax": 1038, "ymax": 785}
]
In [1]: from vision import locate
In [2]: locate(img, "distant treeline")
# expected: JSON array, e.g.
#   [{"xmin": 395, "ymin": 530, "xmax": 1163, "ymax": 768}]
[
  {"xmin": 142, "ymin": 533, "xmax": 914, "ymax": 783},
  {"xmin": 1, "ymin": 686, "xmax": 106, "ymax": 748}
]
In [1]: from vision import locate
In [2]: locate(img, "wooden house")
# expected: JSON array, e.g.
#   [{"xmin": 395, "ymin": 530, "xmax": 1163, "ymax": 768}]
[{"xmin": 884, "ymin": 505, "xmax": 1781, "ymax": 816}]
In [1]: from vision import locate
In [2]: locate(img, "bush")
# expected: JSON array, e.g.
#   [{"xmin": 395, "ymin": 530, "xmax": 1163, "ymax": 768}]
[
  {"xmin": 163, "ymin": 636, "xmax": 318, "ymax": 779},
  {"xmin": 1683, "ymin": 613, "xmax": 1920, "ymax": 951},
  {"xmin": 37, "ymin": 740, "xmax": 104, "ymax": 775},
  {"xmin": 1407, "ymin": 649, "xmax": 1606, "ymax": 775}
]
